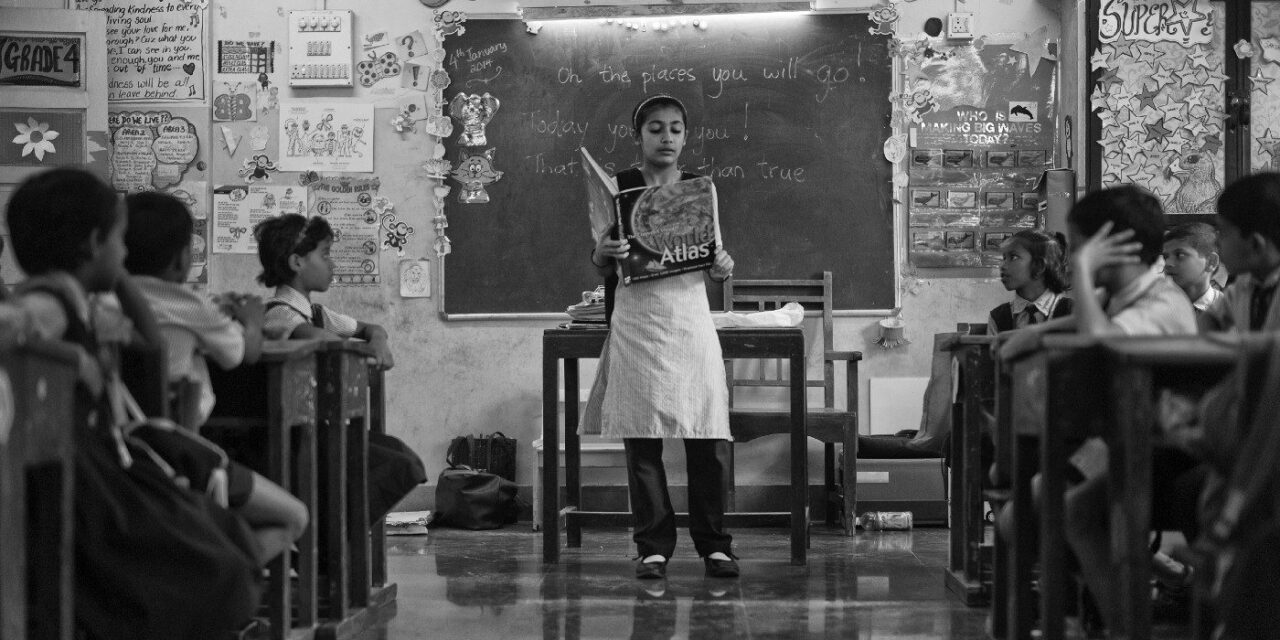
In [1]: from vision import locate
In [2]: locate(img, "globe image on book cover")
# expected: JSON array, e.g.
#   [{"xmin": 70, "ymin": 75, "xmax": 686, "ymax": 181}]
[{"xmin": 629, "ymin": 181, "xmax": 717, "ymax": 258}]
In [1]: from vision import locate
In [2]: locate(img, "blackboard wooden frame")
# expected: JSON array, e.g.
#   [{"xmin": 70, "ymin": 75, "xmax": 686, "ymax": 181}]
[{"xmin": 438, "ymin": 10, "xmax": 899, "ymax": 319}]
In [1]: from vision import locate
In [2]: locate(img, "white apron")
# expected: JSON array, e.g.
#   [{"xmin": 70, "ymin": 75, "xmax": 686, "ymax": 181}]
[{"xmin": 580, "ymin": 271, "xmax": 730, "ymax": 440}]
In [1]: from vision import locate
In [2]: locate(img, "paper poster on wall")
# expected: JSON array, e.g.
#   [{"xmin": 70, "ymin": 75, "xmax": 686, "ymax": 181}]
[
  {"xmin": 901, "ymin": 43, "xmax": 1056, "ymax": 269},
  {"xmin": 76, "ymin": 0, "xmax": 207, "ymax": 102},
  {"xmin": 190, "ymin": 217, "xmax": 208, "ymax": 283},
  {"xmin": 278, "ymin": 102, "xmax": 374, "ymax": 172},
  {"xmin": 1097, "ymin": 0, "xmax": 1212, "ymax": 46},
  {"xmin": 212, "ymin": 76, "xmax": 257, "ymax": 122},
  {"xmin": 107, "ymin": 107, "xmax": 211, "ymax": 221},
  {"xmin": 307, "ymin": 176, "xmax": 381, "ymax": 285},
  {"xmin": 211, "ymin": 184, "xmax": 304, "ymax": 254}
]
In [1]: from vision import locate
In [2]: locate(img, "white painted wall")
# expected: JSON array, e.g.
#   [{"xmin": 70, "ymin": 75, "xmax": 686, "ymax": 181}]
[{"xmin": 36, "ymin": 0, "xmax": 1070, "ymax": 504}]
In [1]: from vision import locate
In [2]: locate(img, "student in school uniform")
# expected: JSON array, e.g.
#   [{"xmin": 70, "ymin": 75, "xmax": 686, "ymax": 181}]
[
  {"xmin": 996, "ymin": 186, "xmax": 1199, "ymax": 632},
  {"xmin": 124, "ymin": 191, "xmax": 309, "ymax": 563},
  {"xmin": 1200, "ymin": 173, "xmax": 1280, "ymax": 332},
  {"xmin": 254, "ymin": 214, "xmax": 427, "ymax": 526},
  {"xmin": 583, "ymin": 94, "xmax": 740, "ymax": 580},
  {"xmin": 1162, "ymin": 222, "xmax": 1223, "ymax": 316},
  {"xmin": 987, "ymin": 229, "xmax": 1073, "ymax": 334},
  {"xmin": 1187, "ymin": 172, "xmax": 1280, "ymax": 640},
  {"xmin": 3, "ymin": 168, "xmax": 261, "ymax": 639}
]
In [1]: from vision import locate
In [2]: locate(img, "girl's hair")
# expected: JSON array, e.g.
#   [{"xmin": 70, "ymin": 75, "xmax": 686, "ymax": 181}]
[
  {"xmin": 5, "ymin": 168, "xmax": 120, "ymax": 276},
  {"xmin": 254, "ymin": 213, "xmax": 333, "ymax": 287},
  {"xmin": 1006, "ymin": 229, "xmax": 1070, "ymax": 293},
  {"xmin": 631, "ymin": 94, "xmax": 688, "ymax": 135},
  {"xmin": 124, "ymin": 191, "xmax": 194, "ymax": 277}
]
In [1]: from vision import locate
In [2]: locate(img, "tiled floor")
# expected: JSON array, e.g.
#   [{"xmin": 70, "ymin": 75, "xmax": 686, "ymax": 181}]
[
  {"xmin": 376, "ymin": 525, "xmax": 991, "ymax": 639},
  {"xmin": 368, "ymin": 525, "xmax": 1195, "ymax": 640}
]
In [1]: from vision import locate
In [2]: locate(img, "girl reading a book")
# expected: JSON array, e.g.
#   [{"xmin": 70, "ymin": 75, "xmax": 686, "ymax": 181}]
[{"xmin": 582, "ymin": 94, "xmax": 739, "ymax": 580}]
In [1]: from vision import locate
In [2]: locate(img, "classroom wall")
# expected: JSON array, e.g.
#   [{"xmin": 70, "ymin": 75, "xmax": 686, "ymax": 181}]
[{"xmin": 21, "ymin": 0, "xmax": 1068, "ymax": 506}]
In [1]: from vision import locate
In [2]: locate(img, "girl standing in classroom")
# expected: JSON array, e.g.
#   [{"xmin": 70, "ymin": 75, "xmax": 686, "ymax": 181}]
[
  {"xmin": 988, "ymin": 229, "xmax": 1073, "ymax": 334},
  {"xmin": 582, "ymin": 94, "xmax": 739, "ymax": 580}
]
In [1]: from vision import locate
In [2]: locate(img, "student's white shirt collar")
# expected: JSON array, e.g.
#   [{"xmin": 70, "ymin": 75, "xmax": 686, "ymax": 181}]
[
  {"xmin": 1105, "ymin": 264, "xmax": 1163, "ymax": 316},
  {"xmin": 1192, "ymin": 285, "xmax": 1222, "ymax": 312},
  {"xmin": 1009, "ymin": 289, "xmax": 1059, "ymax": 318},
  {"xmin": 272, "ymin": 285, "xmax": 313, "ymax": 319},
  {"xmin": 21, "ymin": 271, "xmax": 91, "ymax": 325}
]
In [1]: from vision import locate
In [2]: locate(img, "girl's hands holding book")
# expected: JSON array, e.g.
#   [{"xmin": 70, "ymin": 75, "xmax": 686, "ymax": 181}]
[
  {"xmin": 710, "ymin": 249, "xmax": 734, "ymax": 282},
  {"xmin": 592, "ymin": 226, "xmax": 630, "ymax": 268}
]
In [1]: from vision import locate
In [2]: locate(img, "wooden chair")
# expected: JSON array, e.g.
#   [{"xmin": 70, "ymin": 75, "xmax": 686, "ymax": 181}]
[
  {"xmin": 722, "ymin": 272, "xmax": 862, "ymax": 534},
  {"xmin": 1, "ymin": 341, "xmax": 79, "ymax": 640},
  {"xmin": 945, "ymin": 331, "xmax": 996, "ymax": 606}
]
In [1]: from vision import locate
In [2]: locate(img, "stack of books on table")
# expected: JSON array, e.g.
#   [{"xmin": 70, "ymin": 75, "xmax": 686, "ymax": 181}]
[{"xmin": 563, "ymin": 285, "xmax": 606, "ymax": 328}]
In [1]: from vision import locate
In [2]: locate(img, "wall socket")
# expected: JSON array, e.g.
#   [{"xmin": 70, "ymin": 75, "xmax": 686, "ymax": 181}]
[{"xmin": 946, "ymin": 12, "xmax": 975, "ymax": 40}]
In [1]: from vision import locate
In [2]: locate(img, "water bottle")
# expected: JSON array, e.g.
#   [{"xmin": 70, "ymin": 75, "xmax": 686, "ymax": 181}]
[{"xmin": 857, "ymin": 511, "xmax": 913, "ymax": 531}]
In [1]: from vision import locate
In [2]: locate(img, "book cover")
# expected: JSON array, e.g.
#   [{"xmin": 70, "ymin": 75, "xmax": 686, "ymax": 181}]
[{"xmin": 579, "ymin": 147, "xmax": 722, "ymax": 285}]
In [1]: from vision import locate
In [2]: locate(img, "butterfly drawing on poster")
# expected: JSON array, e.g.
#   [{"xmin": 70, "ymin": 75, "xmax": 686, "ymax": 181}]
[{"xmin": 213, "ymin": 79, "xmax": 257, "ymax": 122}]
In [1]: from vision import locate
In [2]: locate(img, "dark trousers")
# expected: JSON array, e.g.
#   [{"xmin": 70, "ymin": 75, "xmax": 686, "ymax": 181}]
[{"xmin": 624, "ymin": 438, "xmax": 733, "ymax": 559}]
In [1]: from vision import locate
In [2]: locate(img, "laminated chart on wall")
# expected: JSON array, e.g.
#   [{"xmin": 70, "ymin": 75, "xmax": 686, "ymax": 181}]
[
  {"xmin": 1091, "ymin": 0, "xmax": 1226, "ymax": 215},
  {"xmin": 902, "ymin": 42, "xmax": 1057, "ymax": 269},
  {"xmin": 211, "ymin": 184, "xmax": 306, "ymax": 254},
  {"xmin": 75, "ymin": 0, "xmax": 207, "ymax": 102},
  {"xmin": 308, "ymin": 176, "xmax": 382, "ymax": 286}
]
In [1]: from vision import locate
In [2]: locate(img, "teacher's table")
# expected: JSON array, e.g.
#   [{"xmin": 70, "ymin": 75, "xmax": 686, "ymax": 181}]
[{"xmin": 542, "ymin": 327, "xmax": 808, "ymax": 565}]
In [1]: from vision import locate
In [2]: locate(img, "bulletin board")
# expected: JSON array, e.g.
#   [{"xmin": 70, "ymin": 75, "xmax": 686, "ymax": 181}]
[
  {"xmin": 438, "ymin": 14, "xmax": 895, "ymax": 315},
  {"xmin": 902, "ymin": 41, "xmax": 1058, "ymax": 268}
]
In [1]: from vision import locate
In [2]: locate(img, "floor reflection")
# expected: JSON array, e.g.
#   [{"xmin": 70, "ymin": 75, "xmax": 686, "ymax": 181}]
[{"xmin": 379, "ymin": 526, "xmax": 997, "ymax": 639}]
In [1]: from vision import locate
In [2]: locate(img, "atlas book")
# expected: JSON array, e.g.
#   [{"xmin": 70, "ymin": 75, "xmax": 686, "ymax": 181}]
[{"xmin": 580, "ymin": 147, "xmax": 722, "ymax": 285}]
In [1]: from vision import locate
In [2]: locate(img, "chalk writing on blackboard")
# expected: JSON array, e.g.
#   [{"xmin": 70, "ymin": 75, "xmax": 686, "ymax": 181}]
[{"xmin": 75, "ymin": 0, "xmax": 207, "ymax": 102}]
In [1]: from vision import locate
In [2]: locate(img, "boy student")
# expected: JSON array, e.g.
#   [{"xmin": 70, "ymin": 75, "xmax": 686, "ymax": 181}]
[
  {"xmin": 1163, "ymin": 222, "xmax": 1223, "ymax": 314},
  {"xmin": 4, "ymin": 168, "xmax": 261, "ymax": 639},
  {"xmin": 997, "ymin": 185, "xmax": 1199, "ymax": 632},
  {"xmin": 123, "ymin": 191, "xmax": 309, "ymax": 563},
  {"xmin": 1201, "ymin": 172, "xmax": 1280, "ymax": 332},
  {"xmin": 254, "ymin": 213, "xmax": 426, "ymax": 525}
]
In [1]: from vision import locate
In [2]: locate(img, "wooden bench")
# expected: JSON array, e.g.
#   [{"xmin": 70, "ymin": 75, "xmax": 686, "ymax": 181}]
[
  {"xmin": 0, "ymin": 341, "xmax": 80, "ymax": 640},
  {"xmin": 206, "ymin": 340, "xmax": 322, "ymax": 640},
  {"xmin": 1004, "ymin": 335, "xmax": 1235, "ymax": 640}
]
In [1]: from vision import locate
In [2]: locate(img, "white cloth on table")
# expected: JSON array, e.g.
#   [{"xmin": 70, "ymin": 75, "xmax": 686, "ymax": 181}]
[
  {"xmin": 580, "ymin": 271, "xmax": 730, "ymax": 440},
  {"xmin": 711, "ymin": 302, "xmax": 804, "ymax": 329}
]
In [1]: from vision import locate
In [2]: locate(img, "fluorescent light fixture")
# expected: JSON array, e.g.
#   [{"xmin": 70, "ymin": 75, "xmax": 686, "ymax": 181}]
[{"xmin": 520, "ymin": 2, "xmax": 811, "ymax": 22}]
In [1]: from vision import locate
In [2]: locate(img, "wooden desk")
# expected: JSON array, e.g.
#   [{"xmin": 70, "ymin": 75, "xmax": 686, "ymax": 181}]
[
  {"xmin": 207, "ymin": 340, "xmax": 321, "ymax": 640},
  {"xmin": 541, "ymin": 327, "xmax": 808, "ymax": 565},
  {"xmin": 314, "ymin": 341, "xmax": 396, "ymax": 640},
  {"xmin": 0, "ymin": 341, "xmax": 79, "ymax": 640},
  {"xmin": 944, "ymin": 335, "xmax": 995, "ymax": 606},
  {"xmin": 1005, "ymin": 335, "xmax": 1235, "ymax": 640}
]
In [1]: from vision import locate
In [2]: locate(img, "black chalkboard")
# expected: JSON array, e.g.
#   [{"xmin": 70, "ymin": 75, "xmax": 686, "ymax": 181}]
[{"xmin": 441, "ymin": 13, "xmax": 894, "ymax": 315}]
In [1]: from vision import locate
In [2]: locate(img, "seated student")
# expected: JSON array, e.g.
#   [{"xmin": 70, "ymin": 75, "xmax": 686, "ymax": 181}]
[
  {"xmin": 988, "ymin": 229, "xmax": 1073, "ymax": 334},
  {"xmin": 254, "ymin": 214, "xmax": 426, "ymax": 525},
  {"xmin": 3, "ymin": 168, "xmax": 261, "ymax": 639},
  {"xmin": 1201, "ymin": 173, "xmax": 1280, "ymax": 332},
  {"xmin": 1163, "ymin": 222, "xmax": 1223, "ymax": 315},
  {"xmin": 1192, "ymin": 172, "xmax": 1280, "ymax": 640},
  {"xmin": 997, "ymin": 185, "xmax": 1199, "ymax": 631},
  {"xmin": 123, "ymin": 191, "xmax": 308, "ymax": 563}
]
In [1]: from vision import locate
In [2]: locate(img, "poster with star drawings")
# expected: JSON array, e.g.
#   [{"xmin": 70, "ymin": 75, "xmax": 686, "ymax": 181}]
[
  {"xmin": 1246, "ymin": 4, "xmax": 1280, "ymax": 174},
  {"xmin": 901, "ymin": 42, "xmax": 1057, "ymax": 268},
  {"xmin": 1090, "ymin": 0, "xmax": 1226, "ymax": 215}
]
